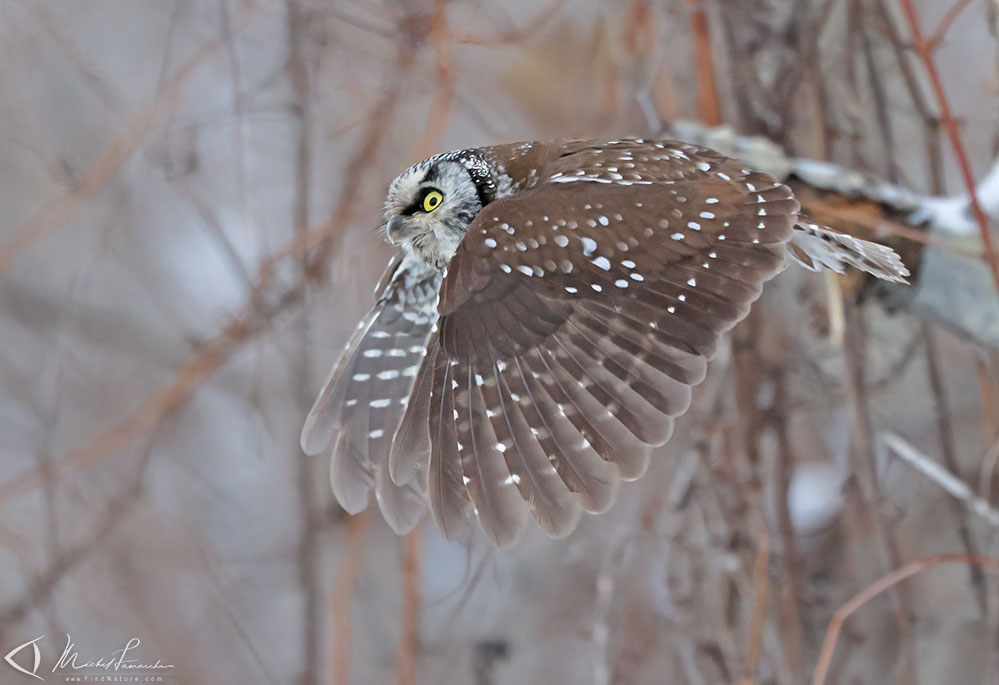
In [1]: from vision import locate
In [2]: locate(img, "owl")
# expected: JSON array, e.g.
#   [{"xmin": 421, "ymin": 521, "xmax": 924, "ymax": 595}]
[{"xmin": 301, "ymin": 138, "xmax": 908, "ymax": 547}]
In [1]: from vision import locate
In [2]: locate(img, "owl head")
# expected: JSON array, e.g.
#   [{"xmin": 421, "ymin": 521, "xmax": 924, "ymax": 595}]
[{"xmin": 383, "ymin": 151, "xmax": 497, "ymax": 269}]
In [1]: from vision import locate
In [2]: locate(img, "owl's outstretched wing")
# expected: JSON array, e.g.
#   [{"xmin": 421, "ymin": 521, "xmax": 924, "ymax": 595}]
[
  {"xmin": 302, "ymin": 252, "xmax": 439, "ymax": 533},
  {"xmin": 389, "ymin": 140, "xmax": 800, "ymax": 547}
]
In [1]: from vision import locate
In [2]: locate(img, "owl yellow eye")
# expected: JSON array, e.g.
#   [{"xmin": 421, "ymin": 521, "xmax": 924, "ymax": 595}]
[{"xmin": 423, "ymin": 190, "xmax": 444, "ymax": 212}]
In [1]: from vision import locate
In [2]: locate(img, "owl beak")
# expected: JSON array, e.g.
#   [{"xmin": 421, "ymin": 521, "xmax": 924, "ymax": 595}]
[{"xmin": 385, "ymin": 216, "xmax": 407, "ymax": 246}]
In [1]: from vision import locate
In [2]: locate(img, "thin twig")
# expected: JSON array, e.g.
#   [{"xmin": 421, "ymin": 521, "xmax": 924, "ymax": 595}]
[
  {"xmin": 418, "ymin": 0, "xmax": 457, "ymax": 160},
  {"xmin": 738, "ymin": 532, "xmax": 770, "ymax": 685},
  {"xmin": 0, "ymin": 0, "xmax": 271, "ymax": 278},
  {"xmin": 811, "ymin": 554, "xmax": 999, "ymax": 685},
  {"xmin": 328, "ymin": 511, "xmax": 371, "ymax": 685},
  {"xmin": 853, "ymin": 0, "xmax": 899, "ymax": 182},
  {"xmin": 0, "ymin": 289, "xmax": 283, "ymax": 503},
  {"xmin": 926, "ymin": 0, "xmax": 975, "ymax": 48},
  {"xmin": 396, "ymin": 528, "xmax": 422, "ymax": 685},
  {"xmin": 897, "ymin": 0, "xmax": 999, "ymax": 291},
  {"xmin": 287, "ymin": 3, "xmax": 321, "ymax": 684},
  {"xmin": 0, "ymin": 433, "xmax": 155, "ymax": 634},
  {"xmin": 840, "ymin": 303, "xmax": 913, "ymax": 634},
  {"xmin": 869, "ymin": 0, "xmax": 945, "ymax": 193},
  {"xmin": 449, "ymin": 0, "xmax": 566, "ymax": 46},
  {"xmin": 921, "ymin": 324, "xmax": 989, "ymax": 612},
  {"xmin": 979, "ymin": 354, "xmax": 999, "ymax": 497},
  {"xmin": 771, "ymin": 370, "xmax": 803, "ymax": 680},
  {"xmin": 592, "ymin": 534, "xmax": 626, "ymax": 685},
  {"xmin": 0, "ymin": 44, "xmax": 414, "ymax": 508},
  {"xmin": 686, "ymin": 0, "xmax": 721, "ymax": 125},
  {"xmin": 881, "ymin": 431, "xmax": 999, "ymax": 526}
]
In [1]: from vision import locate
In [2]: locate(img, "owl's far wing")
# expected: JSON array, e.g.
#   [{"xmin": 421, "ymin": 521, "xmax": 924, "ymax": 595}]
[
  {"xmin": 302, "ymin": 252, "xmax": 440, "ymax": 533},
  {"xmin": 788, "ymin": 217, "xmax": 910, "ymax": 283},
  {"xmin": 391, "ymin": 140, "xmax": 800, "ymax": 547}
]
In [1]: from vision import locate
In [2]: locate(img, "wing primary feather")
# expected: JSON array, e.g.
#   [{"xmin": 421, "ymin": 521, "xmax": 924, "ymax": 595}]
[
  {"xmin": 300, "ymin": 309, "xmax": 378, "ymax": 455},
  {"xmin": 428, "ymin": 358, "xmax": 473, "ymax": 540},
  {"xmin": 374, "ymin": 455, "xmax": 426, "ymax": 534},
  {"xmin": 529, "ymin": 339, "xmax": 653, "ymax": 480},
  {"xmin": 552, "ymin": 328, "xmax": 673, "ymax": 448},
  {"xmin": 389, "ymin": 340, "xmax": 436, "ymax": 486},
  {"xmin": 461, "ymin": 362, "xmax": 528, "ymax": 546},
  {"xmin": 328, "ymin": 360, "xmax": 374, "ymax": 514},
  {"xmin": 490, "ymin": 361, "xmax": 581, "ymax": 537},
  {"xmin": 574, "ymin": 306, "xmax": 707, "ymax": 386},
  {"xmin": 561, "ymin": 314, "xmax": 693, "ymax": 420},
  {"xmin": 510, "ymin": 353, "xmax": 619, "ymax": 513},
  {"xmin": 330, "ymin": 429, "xmax": 373, "ymax": 515}
]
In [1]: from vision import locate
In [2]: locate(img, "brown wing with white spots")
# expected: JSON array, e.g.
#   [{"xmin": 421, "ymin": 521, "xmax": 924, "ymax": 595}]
[
  {"xmin": 302, "ymin": 253, "xmax": 439, "ymax": 533},
  {"xmin": 390, "ymin": 139, "xmax": 800, "ymax": 546}
]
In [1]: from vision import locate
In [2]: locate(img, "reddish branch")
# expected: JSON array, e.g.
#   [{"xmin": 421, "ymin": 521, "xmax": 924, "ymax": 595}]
[
  {"xmin": 925, "ymin": 0, "xmax": 975, "ymax": 49},
  {"xmin": 328, "ymin": 511, "xmax": 371, "ymax": 685},
  {"xmin": 840, "ymin": 304, "xmax": 914, "ymax": 647},
  {"xmin": 418, "ymin": 0, "xmax": 457, "ymax": 160},
  {"xmin": 0, "ymin": 61, "xmax": 411, "ymax": 507},
  {"xmin": 449, "ymin": 0, "xmax": 566, "ymax": 46},
  {"xmin": 686, "ymin": 0, "xmax": 722, "ymax": 125},
  {"xmin": 897, "ymin": 0, "xmax": 999, "ymax": 292},
  {"xmin": 0, "ymin": 300, "xmax": 264, "ymax": 502},
  {"xmin": 811, "ymin": 554, "xmax": 999, "ymax": 685},
  {"xmin": 738, "ymin": 533, "xmax": 771, "ymax": 685},
  {"xmin": 396, "ymin": 528, "xmax": 422, "ymax": 685},
  {"xmin": 0, "ymin": 0, "xmax": 269, "ymax": 279}
]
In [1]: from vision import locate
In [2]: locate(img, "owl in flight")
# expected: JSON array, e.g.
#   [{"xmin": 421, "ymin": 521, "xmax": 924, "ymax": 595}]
[{"xmin": 301, "ymin": 138, "xmax": 908, "ymax": 547}]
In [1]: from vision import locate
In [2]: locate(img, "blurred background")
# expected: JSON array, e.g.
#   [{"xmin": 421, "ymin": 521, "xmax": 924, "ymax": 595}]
[{"xmin": 1, "ymin": 0, "xmax": 998, "ymax": 683}]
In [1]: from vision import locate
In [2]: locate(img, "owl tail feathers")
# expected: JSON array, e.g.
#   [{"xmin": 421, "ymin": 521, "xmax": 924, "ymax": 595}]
[{"xmin": 788, "ymin": 218, "xmax": 910, "ymax": 284}]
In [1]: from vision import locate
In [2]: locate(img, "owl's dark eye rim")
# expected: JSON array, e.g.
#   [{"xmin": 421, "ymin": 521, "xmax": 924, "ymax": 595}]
[{"xmin": 401, "ymin": 187, "xmax": 444, "ymax": 215}]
